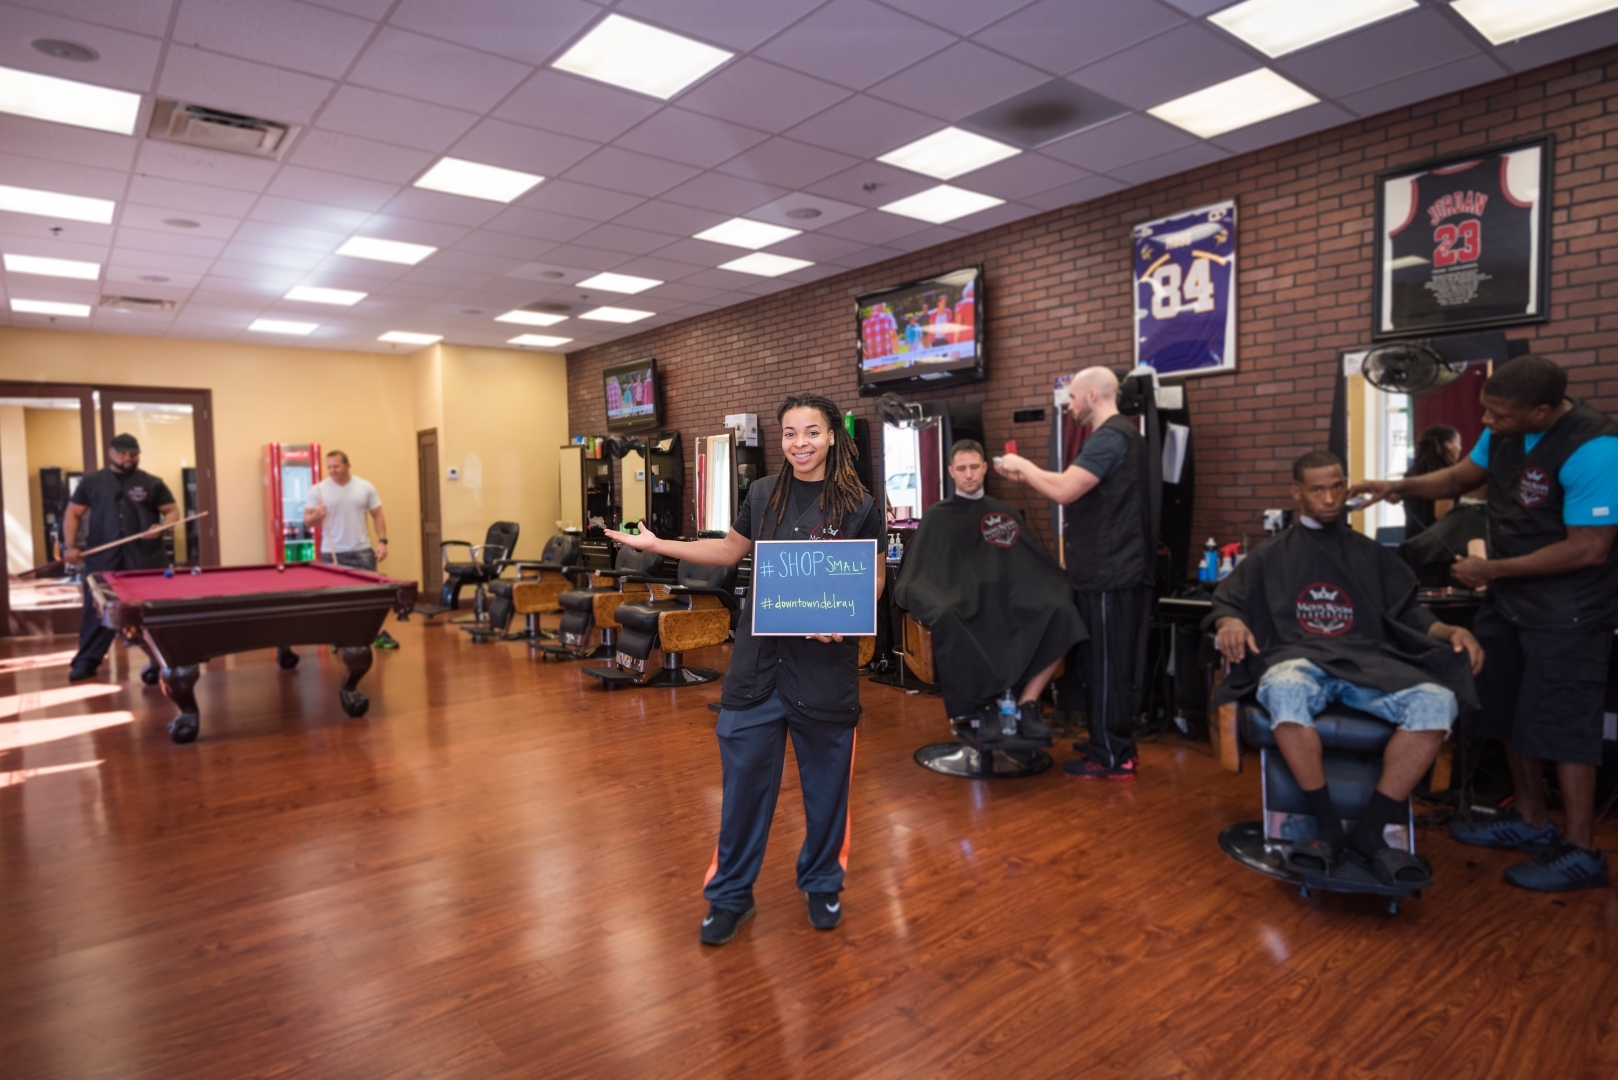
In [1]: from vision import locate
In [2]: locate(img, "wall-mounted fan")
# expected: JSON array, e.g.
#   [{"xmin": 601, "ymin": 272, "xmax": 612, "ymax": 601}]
[{"xmin": 1360, "ymin": 341, "xmax": 1458, "ymax": 396}]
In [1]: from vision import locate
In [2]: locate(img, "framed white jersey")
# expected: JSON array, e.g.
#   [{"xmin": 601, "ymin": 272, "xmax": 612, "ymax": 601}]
[{"xmin": 1133, "ymin": 200, "xmax": 1237, "ymax": 380}]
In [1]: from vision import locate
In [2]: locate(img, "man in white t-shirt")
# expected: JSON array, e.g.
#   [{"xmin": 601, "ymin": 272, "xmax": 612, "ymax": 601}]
[{"xmin": 305, "ymin": 450, "xmax": 395, "ymax": 647}]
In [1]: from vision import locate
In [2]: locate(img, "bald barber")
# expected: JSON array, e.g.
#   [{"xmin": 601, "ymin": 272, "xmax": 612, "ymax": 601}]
[{"xmin": 997, "ymin": 367, "xmax": 1156, "ymax": 780}]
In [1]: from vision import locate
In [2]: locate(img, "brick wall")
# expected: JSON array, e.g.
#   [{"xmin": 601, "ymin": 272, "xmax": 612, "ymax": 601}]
[{"xmin": 568, "ymin": 48, "xmax": 1618, "ymax": 558}]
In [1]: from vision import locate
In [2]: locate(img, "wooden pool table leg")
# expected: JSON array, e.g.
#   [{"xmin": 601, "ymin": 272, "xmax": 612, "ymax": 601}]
[
  {"xmin": 338, "ymin": 646, "xmax": 373, "ymax": 718},
  {"xmin": 161, "ymin": 665, "xmax": 202, "ymax": 743}
]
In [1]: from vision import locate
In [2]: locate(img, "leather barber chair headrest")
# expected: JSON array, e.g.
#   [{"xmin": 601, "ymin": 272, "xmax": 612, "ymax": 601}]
[{"xmin": 677, "ymin": 560, "xmax": 736, "ymax": 592}]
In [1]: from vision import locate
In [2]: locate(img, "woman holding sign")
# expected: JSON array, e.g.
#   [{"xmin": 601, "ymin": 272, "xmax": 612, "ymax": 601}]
[{"xmin": 606, "ymin": 393, "xmax": 882, "ymax": 946}]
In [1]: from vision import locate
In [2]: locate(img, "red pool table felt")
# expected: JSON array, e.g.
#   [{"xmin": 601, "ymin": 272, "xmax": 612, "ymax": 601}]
[{"xmin": 102, "ymin": 563, "xmax": 393, "ymax": 602}]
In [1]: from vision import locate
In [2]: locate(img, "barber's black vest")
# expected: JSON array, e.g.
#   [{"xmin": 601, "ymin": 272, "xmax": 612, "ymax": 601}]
[
  {"xmin": 720, "ymin": 474, "xmax": 878, "ymax": 726},
  {"xmin": 1065, "ymin": 414, "xmax": 1154, "ymax": 592},
  {"xmin": 78, "ymin": 467, "xmax": 169, "ymax": 573},
  {"xmin": 1486, "ymin": 400, "xmax": 1618, "ymax": 630}
]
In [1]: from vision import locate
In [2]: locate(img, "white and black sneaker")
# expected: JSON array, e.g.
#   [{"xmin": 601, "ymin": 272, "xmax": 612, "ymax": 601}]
[
  {"xmin": 699, "ymin": 904, "xmax": 754, "ymax": 945},
  {"xmin": 807, "ymin": 892, "xmax": 842, "ymax": 930}
]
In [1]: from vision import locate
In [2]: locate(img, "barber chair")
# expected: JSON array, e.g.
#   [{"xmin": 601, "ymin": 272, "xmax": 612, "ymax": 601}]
[
  {"xmin": 1218, "ymin": 699, "xmax": 1421, "ymax": 912},
  {"xmin": 467, "ymin": 532, "xmax": 584, "ymax": 645},
  {"xmin": 536, "ymin": 547, "xmax": 667, "ymax": 662},
  {"xmin": 425, "ymin": 521, "xmax": 519, "ymax": 626},
  {"xmin": 586, "ymin": 560, "xmax": 738, "ymax": 688},
  {"xmin": 905, "ymin": 615, "xmax": 1055, "ymax": 779}
]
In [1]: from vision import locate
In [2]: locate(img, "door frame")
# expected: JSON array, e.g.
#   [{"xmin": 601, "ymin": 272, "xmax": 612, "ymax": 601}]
[
  {"xmin": 97, "ymin": 385, "xmax": 220, "ymax": 566},
  {"xmin": 417, "ymin": 428, "xmax": 443, "ymax": 597}
]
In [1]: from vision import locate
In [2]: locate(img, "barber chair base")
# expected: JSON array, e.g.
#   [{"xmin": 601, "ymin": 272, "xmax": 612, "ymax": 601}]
[
  {"xmin": 1218, "ymin": 822, "xmax": 1420, "ymax": 912},
  {"xmin": 411, "ymin": 604, "xmax": 451, "ymax": 620},
  {"xmin": 582, "ymin": 656, "xmax": 722, "ymax": 689},
  {"xmin": 914, "ymin": 740, "xmax": 1053, "ymax": 779},
  {"xmin": 535, "ymin": 642, "xmax": 610, "ymax": 662}
]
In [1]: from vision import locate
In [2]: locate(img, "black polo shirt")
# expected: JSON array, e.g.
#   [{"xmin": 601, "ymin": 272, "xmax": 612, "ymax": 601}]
[{"xmin": 70, "ymin": 467, "xmax": 175, "ymax": 572}]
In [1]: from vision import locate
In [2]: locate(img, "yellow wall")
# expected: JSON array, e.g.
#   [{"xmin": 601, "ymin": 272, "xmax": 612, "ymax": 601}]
[
  {"xmin": 1, "ymin": 406, "xmax": 33, "ymax": 573},
  {"xmin": 22, "ymin": 406, "xmax": 86, "ymax": 561}
]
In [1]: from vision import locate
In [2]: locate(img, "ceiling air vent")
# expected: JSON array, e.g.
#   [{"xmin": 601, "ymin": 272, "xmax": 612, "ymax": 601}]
[
  {"xmin": 101, "ymin": 295, "xmax": 177, "ymax": 313},
  {"xmin": 959, "ymin": 80, "xmax": 1129, "ymax": 150},
  {"xmin": 147, "ymin": 99, "xmax": 300, "ymax": 160}
]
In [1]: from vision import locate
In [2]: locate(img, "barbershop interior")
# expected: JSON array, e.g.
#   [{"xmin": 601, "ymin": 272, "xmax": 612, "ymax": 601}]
[{"xmin": 5, "ymin": 2, "xmax": 1618, "ymax": 1077}]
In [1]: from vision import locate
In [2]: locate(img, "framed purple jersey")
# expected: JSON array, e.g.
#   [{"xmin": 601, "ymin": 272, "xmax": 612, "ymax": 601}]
[
  {"xmin": 1133, "ymin": 200, "xmax": 1237, "ymax": 380},
  {"xmin": 1374, "ymin": 137, "xmax": 1551, "ymax": 339}
]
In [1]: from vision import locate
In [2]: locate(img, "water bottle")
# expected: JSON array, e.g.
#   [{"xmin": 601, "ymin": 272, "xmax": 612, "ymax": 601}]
[
  {"xmin": 998, "ymin": 689, "xmax": 1018, "ymax": 737},
  {"xmin": 1199, "ymin": 537, "xmax": 1218, "ymax": 582}
]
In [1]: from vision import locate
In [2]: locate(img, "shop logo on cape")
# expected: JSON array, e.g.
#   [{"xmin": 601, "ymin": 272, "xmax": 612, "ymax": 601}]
[
  {"xmin": 1296, "ymin": 582, "xmax": 1354, "ymax": 636},
  {"xmin": 980, "ymin": 512, "xmax": 1019, "ymax": 548},
  {"xmin": 126, "ymin": 485, "xmax": 149, "ymax": 504},
  {"xmin": 809, "ymin": 523, "xmax": 842, "ymax": 539},
  {"xmin": 1518, "ymin": 466, "xmax": 1551, "ymax": 508}
]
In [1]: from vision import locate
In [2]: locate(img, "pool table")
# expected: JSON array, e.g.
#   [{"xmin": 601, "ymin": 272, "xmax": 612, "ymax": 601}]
[{"xmin": 90, "ymin": 563, "xmax": 418, "ymax": 744}]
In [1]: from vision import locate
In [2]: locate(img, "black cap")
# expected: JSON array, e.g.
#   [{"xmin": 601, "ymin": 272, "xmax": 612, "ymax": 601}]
[{"xmin": 110, "ymin": 433, "xmax": 140, "ymax": 453}]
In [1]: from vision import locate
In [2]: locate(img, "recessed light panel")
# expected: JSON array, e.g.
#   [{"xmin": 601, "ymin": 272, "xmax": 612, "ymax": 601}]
[
  {"xmin": 553, "ymin": 14, "xmax": 733, "ymax": 100},
  {"xmin": 496, "ymin": 310, "xmax": 568, "ymax": 326},
  {"xmin": 379, "ymin": 331, "xmax": 442, "ymax": 345},
  {"xmin": 3, "ymin": 253, "xmax": 100, "ymax": 279},
  {"xmin": 334, "ymin": 237, "xmax": 436, "ymax": 265},
  {"xmin": 878, "ymin": 184, "xmax": 1005, "ymax": 225},
  {"xmin": 692, "ymin": 218, "xmax": 801, "ymax": 249},
  {"xmin": 576, "ymin": 272, "xmax": 662, "ymax": 294},
  {"xmin": 249, "ymin": 318, "xmax": 318, "ymax": 336},
  {"xmin": 1147, "ymin": 69, "xmax": 1318, "ymax": 139},
  {"xmin": 718, "ymin": 253, "xmax": 814, "ymax": 278},
  {"xmin": 0, "ymin": 184, "xmax": 115, "ymax": 224},
  {"xmin": 11, "ymin": 298, "xmax": 91, "ymax": 317},
  {"xmin": 1452, "ymin": 0, "xmax": 1618, "ymax": 44},
  {"xmin": 414, "ymin": 157, "xmax": 544, "ymax": 203},
  {"xmin": 0, "ymin": 64, "xmax": 141, "ymax": 135},
  {"xmin": 1210, "ymin": 0, "xmax": 1417, "ymax": 58},
  {"xmin": 579, "ymin": 306, "xmax": 654, "ymax": 324},
  {"xmin": 507, "ymin": 334, "xmax": 573, "ymax": 347},
  {"xmin": 285, "ymin": 285, "xmax": 366, "ymax": 306},
  {"xmin": 878, "ymin": 127, "xmax": 1021, "ymax": 181}
]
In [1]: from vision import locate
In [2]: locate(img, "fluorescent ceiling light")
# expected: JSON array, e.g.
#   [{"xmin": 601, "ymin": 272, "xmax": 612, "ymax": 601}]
[
  {"xmin": 507, "ymin": 334, "xmax": 573, "ymax": 348},
  {"xmin": 379, "ymin": 331, "xmax": 442, "ymax": 345},
  {"xmin": 285, "ymin": 285, "xmax": 366, "ymax": 306},
  {"xmin": 0, "ymin": 184, "xmax": 115, "ymax": 224},
  {"xmin": 0, "ymin": 64, "xmax": 141, "ymax": 135},
  {"xmin": 1148, "ymin": 69, "xmax": 1318, "ymax": 139},
  {"xmin": 249, "ymin": 318, "xmax": 318, "ymax": 336},
  {"xmin": 693, "ymin": 218, "xmax": 801, "ymax": 249},
  {"xmin": 3, "ymin": 253, "xmax": 100, "ymax": 280},
  {"xmin": 553, "ymin": 14, "xmax": 732, "ymax": 100},
  {"xmin": 878, "ymin": 184, "xmax": 1005, "ymax": 225},
  {"xmin": 718, "ymin": 253, "xmax": 814, "ymax": 278},
  {"xmin": 579, "ymin": 306, "xmax": 654, "ymax": 324},
  {"xmin": 1452, "ymin": 0, "xmax": 1618, "ymax": 44},
  {"xmin": 1210, "ymin": 0, "xmax": 1417, "ymax": 58},
  {"xmin": 577, "ymin": 271, "xmax": 662, "ymax": 294},
  {"xmin": 335, "ymin": 236, "xmax": 436, "ymax": 265},
  {"xmin": 414, "ymin": 157, "xmax": 544, "ymax": 203},
  {"xmin": 878, "ymin": 127, "xmax": 1021, "ymax": 181},
  {"xmin": 11, "ymin": 298, "xmax": 91, "ymax": 317},
  {"xmin": 496, "ymin": 309, "xmax": 568, "ymax": 327}
]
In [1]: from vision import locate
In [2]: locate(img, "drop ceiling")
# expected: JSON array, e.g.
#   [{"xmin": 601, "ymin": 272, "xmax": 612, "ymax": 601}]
[{"xmin": 0, "ymin": 0, "xmax": 1614, "ymax": 356}]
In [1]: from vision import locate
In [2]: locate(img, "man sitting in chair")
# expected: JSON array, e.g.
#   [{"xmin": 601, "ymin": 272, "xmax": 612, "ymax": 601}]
[
  {"xmin": 895, "ymin": 440, "xmax": 1086, "ymax": 740},
  {"xmin": 1209, "ymin": 451, "xmax": 1483, "ymax": 888}
]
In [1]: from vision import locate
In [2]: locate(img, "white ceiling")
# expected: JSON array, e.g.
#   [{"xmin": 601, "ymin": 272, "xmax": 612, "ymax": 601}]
[{"xmin": 0, "ymin": 0, "xmax": 1614, "ymax": 356}]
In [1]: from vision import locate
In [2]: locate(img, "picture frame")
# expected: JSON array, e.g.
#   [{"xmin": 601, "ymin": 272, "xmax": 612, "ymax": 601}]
[{"xmin": 1132, "ymin": 199, "xmax": 1237, "ymax": 380}]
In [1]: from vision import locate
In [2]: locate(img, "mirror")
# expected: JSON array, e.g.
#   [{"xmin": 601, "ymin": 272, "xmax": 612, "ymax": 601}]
[
  {"xmin": 619, "ymin": 447, "xmax": 648, "ymax": 529},
  {"xmin": 882, "ymin": 418, "xmax": 945, "ymax": 525},
  {"xmin": 558, "ymin": 444, "xmax": 584, "ymax": 531},
  {"xmin": 696, "ymin": 433, "xmax": 736, "ymax": 534}
]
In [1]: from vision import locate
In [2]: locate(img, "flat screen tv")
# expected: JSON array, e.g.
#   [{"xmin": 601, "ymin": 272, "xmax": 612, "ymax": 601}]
[
  {"xmin": 604, "ymin": 357, "xmax": 659, "ymax": 433},
  {"xmin": 856, "ymin": 265, "xmax": 984, "ymax": 396}
]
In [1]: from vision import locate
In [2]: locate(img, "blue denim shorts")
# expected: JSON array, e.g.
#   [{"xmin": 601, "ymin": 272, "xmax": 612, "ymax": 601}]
[{"xmin": 1256, "ymin": 658, "xmax": 1456, "ymax": 734}]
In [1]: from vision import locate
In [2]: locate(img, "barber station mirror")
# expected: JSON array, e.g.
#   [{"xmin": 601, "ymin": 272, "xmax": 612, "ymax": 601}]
[
  {"xmin": 695, "ymin": 432, "xmax": 737, "ymax": 535},
  {"xmin": 615, "ymin": 440, "xmax": 649, "ymax": 531},
  {"xmin": 877, "ymin": 393, "xmax": 946, "ymax": 525}
]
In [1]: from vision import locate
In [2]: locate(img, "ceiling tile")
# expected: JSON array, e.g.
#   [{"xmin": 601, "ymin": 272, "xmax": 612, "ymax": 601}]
[
  {"xmin": 352, "ymin": 215, "xmax": 468, "ymax": 248},
  {"xmin": 747, "ymin": 192, "xmax": 867, "ymax": 230},
  {"xmin": 0, "ymin": 216, "xmax": 112, "ymax": 249},
  {"xmin": 119, "ymin": 203, "xmax": 240, "ymax": 240},
  {"xmin": 607, "ymin": 255, "xmax": 710, "ymax": 282},
  {"xmin": 112, "ymin": 226, "xmax": 227, "ymax": 258},
  {"xmin": 103, "ymin": 267, "xmax": 201, "ymax": 291},
  {"xmin": 1275, "ymin": 8, "xmax": 1479, "ymax": 99},
  {"xmin": 125, "ymin": 174, "xmax": 260, "ymax": 216},
  {"xmin": 317, "ymin": 86, "xmax": 481, "ymax": 154},
  {"xmin": 614, "ymin": 0, "xmax": 822, "ymax": 51},
  {"xmin": 562, "ymin": 148, "xmax": 701, "ymax": 198},
  {"xmin": 266, "ymin": 166, "xmax": 401, "ymax": 212},
  {"xmin": 1041, "ymin": 113, "xmax": 1194, "ymax": 173},
  {"xmin": 108, "ymin": 247, "xmax": 217, "ymax": 275},
  {"xmin": 7, "ymin": 0, "xmax": 175, "ymax": 38},
  {"xmin": 817, "ymin": 210, "xmax": 930, "ymax": 245},
  {"xmin": 756, "ymin": 0, "xmax": 956, "ymax": 91},
  {"xmin": 305, "ymin": 0, "xmax": 395, "ymax": 18},
  {"xmin": 641, "ymin": 281, "xmax": 726, "ymax": 304},
  {"xmin": 1071, "ymin": 23, "xmax": 1261, "ymax": 111},
  {"xmin": 0, "ymin": 115, "xmax": 138, "ymax": 173},
  {"xmin": 248, "ymin": 195, "xmax": 373, "ymax": 234},
  {"xmin": 1209, "ymin": 101, "xmax": 1355, "ymax": 155},
  {"xmin": 866, "ymin": 41, "xmax": 1051, "ymax": 121},
  {"xmin": 879, "ymin": 0, "xmax": 1040, "ymax": 36},
  {"xmin": 302, "ymin": 252, "xmax": 410, "ymax": 279},
  {"xmin": 571, "ymin": 223, "xmax": 682, "ymax": 256},
  {"xmin": 1159, "ymin": 0, "xmax": 1231, "ymax": 14},
  {"xmin": 495, "ymin": 70, "xmax": 662, "ymax": 144},
  {"xmin": 453, "ymin": 230, "xmax": 556, "ymax": 260},
  {"xmin": 1, "ymin": 236, "xmax": 110, "ymax": 263},
  {"xmin": 762, "ymin": 231, "xmax": 865, "ymax": 262},
  {"xmin": 1108, "ymin": 141, "xmax": 1230, "ymax": 186},
  {"xmin": 529, "ymin": 244, "xmax": 625, "ymax": 273},
  {"xmin": 783, "ymin": 94, "xmax": 942, "ymax": 159},
  {"xmin": 388, "ymin": 0, "xmax": 601, "ymax": 64},
  {"xmin": 623, "ymin": 237, "xmax": 734, "ymax": 267},
  {"xmin": 609, "ymin": 200, "xmax": 728, "ymax": 238},
  {"xmin": 883, "ymin": 223, "xmax": 968, "ymax": 253},
  {"xmin": 134, "ymin": 140, "xmax": 279, "ymax": 193},
  {"xmin": 0, "ymin": 152, "xmax": 128, "ymax": 200},
  {"xmin": 158, "ymin": 45, "xmax": 336, "ymax": 125},
  {"xmin": 289, "ymin": 130, "xmax": 437, "ymax": 185},
  {"xmin": 963, "ymin": 152, "xmax": 1094, "ymax": 200},
  {"xmin": 230, "ymin": 219, "xmax": 344, "ymax": 253},
  {"xmin": 518, "ymin": 178, "xmax": 643, "ymax": 220},
  {"xmin": 483, "ymin": 205, "xmax": 596, "ymax": 244},
  {"xmin": 0, "ymin": 5, "xmax": 165, "ymax": 92},
  {"xmin": 417, "ymin": 248, "xmax": 522, "ymax": 278},
  {"xmin": 1338, "ymin": 54, "xmax": 1508, "ymax": 120},
  {"xmin": 1493, "ymin": 10, "xmax": 1618, "ymax": 73},
  {"xmin": 613, "ymin": 108, "xmax": 771, "ymax": 170},
  {"xmin": 1019, "ymin": 173, "xmax": 1127, "ymax": 211},
  {"xmin": 172, "ymin": 0, "xmax": 375, "ymax": 79},
  {"xmin": 372, "ymin": 189, "xmax": 506, "ymax": 229},
  {"xmin": 714, "ymin": 138, "xmax": 859, "ymax": 188},
  {"xmin": 974, "ymin": 0, "xmax": 1186, "ymax": 77},
  {"xmin": 660, "ymin": 172, "xmax": 791, "ymax": 216},
  {"xmin": 448, "ymin": 118, "xmax": 600, "ymax": 177},
  {"xmin": 678, "ymin": 58, "xmax": 850, "ymax": 132},
  {"xmin": 346, "ymin": 27, "xmax": 534, "ymax": 112},
  {"xmin": 801, "ymin": 161, "xmax": 936, "ymax": 209}
]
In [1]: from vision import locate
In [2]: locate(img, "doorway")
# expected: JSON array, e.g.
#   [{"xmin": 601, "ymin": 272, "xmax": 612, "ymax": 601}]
[
  {"xmin": 417, "ymin": 429, "xmax": 442, "ymax": 597},
  {"xmin": 98, "ymin": 387, "xmax": 219, "ymax": 567}
]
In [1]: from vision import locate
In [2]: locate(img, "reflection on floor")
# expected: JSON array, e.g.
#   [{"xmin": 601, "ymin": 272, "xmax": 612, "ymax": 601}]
[{"xmin": 7, "ymin": 577, "xmax": 80, "ymax": 610}]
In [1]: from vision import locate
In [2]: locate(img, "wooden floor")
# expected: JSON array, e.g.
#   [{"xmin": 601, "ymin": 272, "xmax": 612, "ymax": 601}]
[{"xmin": 2, "ymin": 619, "xmax": 1615, "ymax": 1080}]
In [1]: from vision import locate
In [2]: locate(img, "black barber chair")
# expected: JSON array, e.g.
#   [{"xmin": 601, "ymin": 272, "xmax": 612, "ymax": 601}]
[
  {"xmin": 427, "ymin": 521, "xmax": 519, "ymax": 626},
  {"xmin": 537, "ymin": 547, "xmax": 667, "ymax": 662},
  {"xmin": 586, "ymin": 560, "xmax": 738, "ymax": 688},
  {"xmin": 465, "ymin": 532, "xmax": 583, "ymax": 645},
  {"xmin": 1219, "ymin": 700, "xmax": 1421, "ymax": 912}
]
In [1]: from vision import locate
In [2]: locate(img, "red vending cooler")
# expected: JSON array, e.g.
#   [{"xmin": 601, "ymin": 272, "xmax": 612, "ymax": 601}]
[{"xmin": 263, "ymin": 443, "xmax": 322, "ymax": 563}]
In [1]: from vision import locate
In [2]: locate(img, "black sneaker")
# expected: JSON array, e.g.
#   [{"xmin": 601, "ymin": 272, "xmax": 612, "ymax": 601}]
[
  {"xmin": 1017, "ymin": 701, "xmax": 1051, "ymax": 740},
  {"xmin": 67, "ymin": 661, "xmax": 99, "ymax": 683},
  {"xmin": 807, "ymin": 892, "xmax": 842, "ymax": 929},
  {"xmin": 699, "ymin": 904, "xmax": 755, "ymax": 945},
  {"xmin": 1503, "ymin": 842, "xmax": 1609, "ymax": 893}
]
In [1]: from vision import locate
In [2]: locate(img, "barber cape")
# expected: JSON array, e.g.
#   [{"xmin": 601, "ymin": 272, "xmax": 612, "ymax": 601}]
[
  {"xmin": 895, "ymin": 494, "xmax": 1087, "ymax": 717},
  {"xmin": 1207, "ymin": 522, "xmax": 1477, "ymax": 708}
]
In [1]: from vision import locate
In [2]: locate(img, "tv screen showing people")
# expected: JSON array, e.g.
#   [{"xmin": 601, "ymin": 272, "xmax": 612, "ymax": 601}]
[
  {"xmin": 604, "ymin": 359, "xmax": 657, "ymax": 430},
  {"xmin": 856, "ymin": 266, "xmax": 982, "ymax": 393}
]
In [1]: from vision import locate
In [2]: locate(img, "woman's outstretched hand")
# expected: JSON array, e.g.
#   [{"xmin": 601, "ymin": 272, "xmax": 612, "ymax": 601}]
[{"xmin": 604, "ymin": 523, "xmax": 659, "ymax": 551}]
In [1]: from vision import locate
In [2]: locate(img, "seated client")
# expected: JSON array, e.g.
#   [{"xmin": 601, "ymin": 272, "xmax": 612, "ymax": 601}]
[
  {"xmin": 1208, "ymin": 450, "xmax": 1483, "ymax": 887},
  {"xmin": 895, "ymin": 439, "xmax": 1086, "ymax": 739}
]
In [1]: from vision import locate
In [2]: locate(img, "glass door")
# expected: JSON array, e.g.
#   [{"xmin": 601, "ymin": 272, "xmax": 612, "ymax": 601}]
[{"xmin": 97, "ymin": 387, "xmax": 218, "ymax": 567}]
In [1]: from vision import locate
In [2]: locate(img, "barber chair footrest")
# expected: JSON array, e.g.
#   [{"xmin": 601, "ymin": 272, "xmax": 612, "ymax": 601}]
[
  {"xmin": 1218, "ymin": 822, "xmax": 1422, "ymax": 907},
  {"xmin": 582, "ymin": 665, "xmax": 645, "ymax": 687},
  {"xmin": 461, "ymin": 625, "xmax": 503, "ymax": 644},
  {"xmin": 914, "ymin": 741, "xmax": 1052, "ymax": 779},
  {"xmin": 534, "ymin": 643, "xmax": 610, "ymax": 662}
]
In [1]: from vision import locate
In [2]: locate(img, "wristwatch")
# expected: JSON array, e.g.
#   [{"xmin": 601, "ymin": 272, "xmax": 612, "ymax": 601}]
[{"xmin": 378, "ymin": 538, "xmax": 388, "ymax": 544}]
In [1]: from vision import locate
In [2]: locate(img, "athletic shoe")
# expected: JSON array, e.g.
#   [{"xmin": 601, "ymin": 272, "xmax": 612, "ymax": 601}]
[
  {"xmin": 1017, "ymin": 702, "xmax": 1051, "ymax": 740},
  {"xmin": 1062, "ymin": 756, "xmax": 1137, "ymax": 781},
  {"xmin": 699, "ymin": 904, "xmax": 755, "ymax": 946},
  {"xmin": 374, "ymin": 630, "xmax": 399, "ymax": 650},
  {"xmin": 67, "ymin": 661, "xmax": 99, "ymax": 683},
  {"xmin": 807, "ymin": 892, "xmax": 842, "ymax": 930},
  {"xmin": 1503, "ymin": 842, "xmax": 1609, "ymax": 892},
  {"xmin": 1449, "ymin": 808, "xmax": 1561, "ymax": 853}
]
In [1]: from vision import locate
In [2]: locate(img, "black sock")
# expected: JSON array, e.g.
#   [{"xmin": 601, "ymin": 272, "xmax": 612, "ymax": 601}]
[
  {"xmin": 1303, "ymin": 785, "xmax": 1346, "ymax": 849},
  {"xmin": 1348, "ymin": 791, "xmax": 1404, "ymax": 859}
]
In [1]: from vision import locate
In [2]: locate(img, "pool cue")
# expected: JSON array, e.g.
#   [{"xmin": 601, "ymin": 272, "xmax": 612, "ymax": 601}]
[{"xmin": 16, "ymin": 512, "xmax": 211, "ymax": 579}]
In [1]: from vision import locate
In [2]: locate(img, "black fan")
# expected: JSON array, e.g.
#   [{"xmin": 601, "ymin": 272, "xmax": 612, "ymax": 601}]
[
  {"xmin": 875, "ymin": 392, "xmax": 920, "ymax": 428},
  {"xmin": 1360, "ymin": 341, "xmax": 1458, "ymax": 396}
]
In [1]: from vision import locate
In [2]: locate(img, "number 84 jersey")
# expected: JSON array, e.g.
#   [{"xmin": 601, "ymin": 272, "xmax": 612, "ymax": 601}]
[{"xmin": 1134, "ymin": 204, "xmax": 1235, "ymax": 376}]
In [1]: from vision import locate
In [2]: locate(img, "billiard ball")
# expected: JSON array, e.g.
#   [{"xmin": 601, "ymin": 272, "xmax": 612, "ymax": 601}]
[
  {"xmin": 191, "ymin": 566, "xmax": 202, "ymax": 576},
  {"xmin": 163, "ymin": 568, "xmax": 174, "ymax": 578},
  {"xmin": 277, "ymin": 565, "xmax": 285, "ymax": 572}
]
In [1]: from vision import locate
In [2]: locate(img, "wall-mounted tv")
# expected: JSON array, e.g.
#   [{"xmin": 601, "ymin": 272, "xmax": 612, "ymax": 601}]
[
  {"xmin": 856, "ymin": 265, "xmax": 984, "ymax": 396},
  {"xmin": 604, "ymin": 357, "xmax": 659, "ymax": 433}
]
